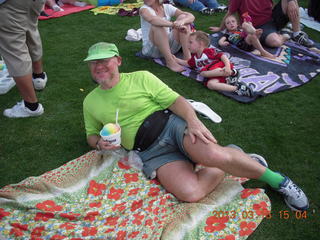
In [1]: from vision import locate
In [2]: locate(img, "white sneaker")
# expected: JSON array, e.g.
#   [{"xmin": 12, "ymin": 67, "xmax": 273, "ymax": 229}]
[
  {"xmin": 0, "ymin": 62, "xmax": 15, "ymax": 94},
  {"xmin": 32, "ymin": 72, "xmax": 47, "ymax": 90},
  {"xmin": 3, "ymin": 101, "xmax": 44, "ymax": 118}
]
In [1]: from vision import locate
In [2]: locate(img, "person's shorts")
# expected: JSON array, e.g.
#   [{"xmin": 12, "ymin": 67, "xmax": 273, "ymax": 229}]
[
  {"xmin": 258, "ymin": 1, "xmax": 289, "ymax": 46},
  {"xmin": 0, "ymin": 0, "xmax": 44, "ymax": 77},
  {"xmin": 142, "ymin": 31, "xmax": 181, "ymax": 58},
  {"xmin": 202, "ymin": 61, "xmax": 234, "ymax": 86},
  {"xmin": 136, "ymin": 114, "xmax": 193, "ymax": 179}
]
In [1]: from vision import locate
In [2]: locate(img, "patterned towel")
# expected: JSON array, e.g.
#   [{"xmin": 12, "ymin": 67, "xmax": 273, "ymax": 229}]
[
  {"xmin": 90, "ymin": 0, "xmax": 143, "ymax": 15},
  {"xmin": 0, "ymin": 150, "xmax": 271, "ymax": 239}
]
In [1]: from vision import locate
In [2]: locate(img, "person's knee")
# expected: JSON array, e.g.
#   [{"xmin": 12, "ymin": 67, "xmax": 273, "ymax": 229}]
[
  {"xmin": 176, "ymin": 184, "xmax": 208, "ymax": 202},
  {"xmin": 265, "ymin": 34, "xmax": 283, "ymax": 47}
]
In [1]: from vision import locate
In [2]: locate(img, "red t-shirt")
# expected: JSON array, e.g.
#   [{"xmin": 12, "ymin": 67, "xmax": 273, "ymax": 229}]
[
  {"xmin": 188, "ymin": 48, "xmax": 223, "ymax": 71},
  {"xmin": 228, "ymin": 0, "xmax": 273, "ymax": 27}
]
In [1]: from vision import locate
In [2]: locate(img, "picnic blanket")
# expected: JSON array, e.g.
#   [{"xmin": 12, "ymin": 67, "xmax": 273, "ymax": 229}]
[
  {"xmin": 0, "ymin": 150, "xmax": 271, "ymax": 239},
  {"xmin": 39, "ymin": 4, "xmax": 94, "ymax": 20},
  {"xmin": 90, "ymin": 0, "xmax": 143, "ymax": 15},
  {"xmin": 141, "ymin": 33, "xmax": 320, "ymax": 103}
]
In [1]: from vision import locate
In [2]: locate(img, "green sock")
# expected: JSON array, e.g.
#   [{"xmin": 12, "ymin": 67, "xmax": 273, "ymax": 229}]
[{"xmin": 258, "ymin": 168, "xmax": 285, "ymax": 189}]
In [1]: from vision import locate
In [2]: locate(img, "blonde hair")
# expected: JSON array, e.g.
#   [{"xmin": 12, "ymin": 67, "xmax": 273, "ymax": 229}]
[
  {"xmin": 190, "ymin": 31, "xmax": 210, "ymax": 47},
  {"xmin": 224, "ymin": 14, "xmax": 239, "ymax": 28}
]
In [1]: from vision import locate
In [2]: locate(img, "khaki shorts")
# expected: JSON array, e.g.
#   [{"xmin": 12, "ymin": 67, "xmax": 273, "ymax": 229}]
[
  {"xmin": 142, "ymin": 31, "xmax": 181, "ymax": 58},
  {"xmin": 0, "ymin": 0, "xmax": 45, "ymax": 77}
]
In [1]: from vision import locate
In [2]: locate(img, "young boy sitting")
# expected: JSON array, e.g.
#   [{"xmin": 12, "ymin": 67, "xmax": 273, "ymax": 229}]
[
  {"xmin": 176, "ymin": 31, "xmax": 253, "ymax": 97},
  {"xmin": 218, "ymin": 14, "xmax": 276, "ymax": 59}
]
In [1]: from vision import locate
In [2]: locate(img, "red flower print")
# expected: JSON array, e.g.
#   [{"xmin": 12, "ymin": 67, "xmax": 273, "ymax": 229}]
[
  {"xmin": 241, "ymin": 189, "xmax": 261, "ymax": 199},
  {"xmin": 116, "ymin": 230, "xmax": 127, "ymax": 240},
  {"xmin": 84, "ymin": 211, "xmax": 100, "ymax": 221},
  {"xmin": 118, "ymin": 161, "xmax": 131, "ymax": 170},
  {"xmin": 36, "ymin": 200, "xmax": 63, "ymax": 212},
  {"xmin": 131, "ymin": 200, "xmax": 143, "ymax": 211},
  {"xmin": 160, "ymin": 198, "xmax": 167, "ymax": 205},
  {"xmin": 148, "ymin": 187, "xmax": 161, "ymax": 197},
  {"xmin": 89, "ymin": 202, "xmax": 102, "ymax": 208},
  {"xmin": 50, "ymin": 235, "xmax": 66, "ymax": 240},
  {"xmin": 145, "ymin": 219, "xmax": 153, "ymax": 226},
  {"xmin": 108, "ymin": 187, "xmax": 124, "ymax": 200},
  {"xmin": 253, "ymin": 201, "xmax": 270, "ymax": 216},
  {"xmin": 0, "ymin": 208, "xmax": 10, "ymax": 219},
  {"xmin": 60, "ymin": 212, "xmax": 80, "ymax": 221},
  {"xmin": 31, "ymin": 226, "xmax": 45, "ymax": 237},
  {"xmin": 10, "ymin": 228, "xmax": 24, "ymax": 237},
  {"xmin": 87, "ymin": 180, "xmax": 106, "ymax": 196},
  {"xmin": 105, "ymin": 228, "xmax": 114, "ymax": 233},
  {"xmin": 219, "ymin": 235, "xmax": 235, "ymax": 240},
  {"xmin": 34, "ymin": 212, "xmax": 54, "ymax": 221},
  {"xmin": 105, "ymin": 216, "xmax": 119, "ymax": 226},
  {"xmin": 82, "ymin": 226, "xmax": 97, "ymax": 237},
  {"xmin": 204, "ymin": 216, "xmax": 229, "ymax": 233},
  {"xmin": 129, "ymin": 188, "xmax": 140, "ymax": 196},
  {"xmin": 128, "ymin": 231, "xmax": 140, "ymax": 238},
  {"xmin": 120, "ymin": 219, "xmax": 129, "ymax": 227},
  {"xmin": 70, "ymin": 238, "xmax": 83, "ymax": 240},
  {"xmin": 112, "ymin": 202, "xmax": 126, "ymax": 212},
  {"xmin": 153, "ymin": 207, "xmax": 160, "ymax": 215},
  {"xmin": 150, "ymin": 179, "xmax": 161, "ymax": 185},
  {"xmin": 142, "ymin": 234, "xmax": 149, "ymax": 239},
  {"xmin": 124, "ymin": 173, "xmax": 139, "ymax": 183},
  {"xmin": 60, "ymin": 222, "xmax": 76, "ymax": 230},
  {"xmin": 239, "ymin": 221, "xmax": 256, "ymax": 236},
  {"xmin": 132, "ymin": 213, "xmax": 144, "ymax": 225},
  {"xmin": 11, "ymin": 223, "xmax": 28, "ymax": 231}
]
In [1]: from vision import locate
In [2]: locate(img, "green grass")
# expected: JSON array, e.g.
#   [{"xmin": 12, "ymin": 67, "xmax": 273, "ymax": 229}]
[{"xmin": 0, "ymin": 1, "xmax": 319, "ymax": 239}]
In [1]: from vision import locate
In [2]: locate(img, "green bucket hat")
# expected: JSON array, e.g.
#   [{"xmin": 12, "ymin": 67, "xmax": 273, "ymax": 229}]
[{"xmin": 84, "ymin": 42, "xmax": 119, "ymax": 62}]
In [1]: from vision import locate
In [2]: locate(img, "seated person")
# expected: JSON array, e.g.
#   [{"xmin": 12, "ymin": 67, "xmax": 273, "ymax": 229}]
[
  {"xmin": 218, "ymin": 14, "xmax": 275, "ymax": 59},
  {"xmin": 139, "ymin": 0, "xmax": 195, "ymax": 72},
  {"xmin": 210, "ymin": 0, "xmax": 314, "ymax": 48},
  {"xmin": 173, "ymin": 0, "xmax": 227, "ymax": 15},
  {"xmin": 175, "ymin": 31, "xmax": 253, "ymax": 97},
  {"xmin": 83, "ymin": 41, "xmax": 309, "ymax": 212}
]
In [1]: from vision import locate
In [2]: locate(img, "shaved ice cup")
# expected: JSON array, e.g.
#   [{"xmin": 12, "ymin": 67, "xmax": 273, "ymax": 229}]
[{"xmin": 100, "ymin": 124, "xmax": 121, "ymax": 146}]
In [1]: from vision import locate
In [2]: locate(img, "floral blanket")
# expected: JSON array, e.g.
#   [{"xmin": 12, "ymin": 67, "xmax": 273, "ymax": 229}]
[
  {"xmin": 90, "ymin": 0, "xmax": 143, "ymax": 15},
  {"xmin": 0, "ymin": 150, "xmax": 271, "ymax": 239}
]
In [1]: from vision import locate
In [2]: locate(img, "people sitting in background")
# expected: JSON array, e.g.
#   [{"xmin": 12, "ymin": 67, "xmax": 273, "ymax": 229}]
[
  {"xmin": 45, "ymin": 0, "xmax": 87, "ymax": 12},
  {"xmin": 173, "ymin": 0, "xmax": 227, "ymax": 15},
  {"xmin": 139, "ymin": 0, "xmax": 195, "ymax": 72},
  {"xmin": 175, "ymin": 31, "xmax": 253, "ymax": 97},
  {"xmin": 210, "ymin": 0, "xmax": 314, "ymax": 48},
  {"xmin": 218, "ymin": 14, "xmax": 275, "ymax": 59}
]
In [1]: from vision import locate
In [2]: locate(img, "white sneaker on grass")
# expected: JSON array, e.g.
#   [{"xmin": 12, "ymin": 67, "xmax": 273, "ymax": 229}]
[
  {"xmin": 32, "ymin": 72, "xmax": 47, "ymax": 90},
  {"xmin": 276, "ymin": 175, "xmax": 309, "ymax": 211},
  {"xmin": 3, "ymin": 101, "xmax": 44, "ymax": 118}
]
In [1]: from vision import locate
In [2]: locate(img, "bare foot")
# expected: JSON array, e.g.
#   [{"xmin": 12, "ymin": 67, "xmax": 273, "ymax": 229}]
[
  {"xmin": 167, "ymin": 62, "xmax": 184, "ymax": 72},
  {"xmin": 255, "ymin": 29, "xmax": 263, "ymax": 38},
  {"xmin": 261, "ymin": 51, "xmax": 276, "ymax": 59}
]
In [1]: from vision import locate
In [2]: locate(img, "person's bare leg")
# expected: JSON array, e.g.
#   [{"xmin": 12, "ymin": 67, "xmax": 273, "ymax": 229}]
[
  {"xmin": 264, "ymin": 32, "xmax": 284, "ymax": 48},
  {"xmin": 150, "ymin": 26, "xmax": 184, "ymax": 72},
  {"xmin": 32, "ymin": 59, "xmax": 44, "ymax": 74},
  {"xmin": 206, "ymin": 79, "xmax": 237, "ymax": 92},
  {"xmin": 246, "ymin": 35, "xmax": 275, "ymax": 58},
  {"xmin": 183, "ymin": 134, "xmax": 266, "ymax": 179},
  {"xmin": 156, "ymin": 160, "xmax": 225, "ymax": 202},
  {"xmin": 281, "ymin": 0, "xmax": 300, "ymax": 32},
  {"xmin": 200, "ymin": 68, "xmax": 226, "ymax": 78},
  {"xmin": 14, "ymin": 74, "xmax": 38, "ymax": 103}
]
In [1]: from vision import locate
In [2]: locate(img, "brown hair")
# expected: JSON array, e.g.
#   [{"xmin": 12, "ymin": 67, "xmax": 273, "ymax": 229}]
[{"xmin": 190, "ymin": 31, "xmax": 210, "ymax": 47}]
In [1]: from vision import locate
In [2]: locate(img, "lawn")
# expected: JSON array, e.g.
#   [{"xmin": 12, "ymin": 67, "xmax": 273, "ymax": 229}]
[{"xmin": 0, "ymin": 0, "xmax": 319, "ymax": 239}]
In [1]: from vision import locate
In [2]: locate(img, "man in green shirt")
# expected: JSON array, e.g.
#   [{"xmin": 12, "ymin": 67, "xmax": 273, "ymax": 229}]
[{"xmin": 83, "ymin": 42, "xmax": 308, "ymax": 211}]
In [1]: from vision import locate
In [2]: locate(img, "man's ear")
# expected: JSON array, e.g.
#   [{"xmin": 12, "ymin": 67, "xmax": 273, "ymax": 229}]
[{"xmin": 117, "ymin": 56, "xmax": 122, "ymax": 66}]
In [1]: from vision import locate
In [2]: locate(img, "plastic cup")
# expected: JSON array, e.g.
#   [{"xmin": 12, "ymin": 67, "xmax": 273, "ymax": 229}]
[{"xmin": 100, "ymin": 124, "xmax": 121, "ymax": 146}]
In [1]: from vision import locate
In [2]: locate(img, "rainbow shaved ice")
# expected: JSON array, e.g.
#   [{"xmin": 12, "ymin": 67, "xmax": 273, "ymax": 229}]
[{"xmin": 100, "ymin": 123, "xmax": 120, "ymax": 136}]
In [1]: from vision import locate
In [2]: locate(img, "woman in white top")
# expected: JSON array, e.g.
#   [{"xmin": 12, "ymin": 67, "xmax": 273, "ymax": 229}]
[{"xmin": 140, "ymin": 0, "xmax": 195, "ymax": 72}]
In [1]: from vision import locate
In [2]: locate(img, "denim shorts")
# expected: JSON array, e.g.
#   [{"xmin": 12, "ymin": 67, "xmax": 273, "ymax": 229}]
[{"xmin": 136, "ymin": 114, "xmax": 192, "ymax": 179}]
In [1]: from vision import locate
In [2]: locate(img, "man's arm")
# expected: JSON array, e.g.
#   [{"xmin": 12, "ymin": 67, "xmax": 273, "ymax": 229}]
[{"xmin": 168, "ymin": 96, "xmax": 217, "ymax": 144}]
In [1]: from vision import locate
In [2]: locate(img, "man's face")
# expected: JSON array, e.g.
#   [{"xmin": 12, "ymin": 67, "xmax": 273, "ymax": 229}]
[{"xmin": 89, "ymin": 56, "xmax": 122, "ymax": 84}]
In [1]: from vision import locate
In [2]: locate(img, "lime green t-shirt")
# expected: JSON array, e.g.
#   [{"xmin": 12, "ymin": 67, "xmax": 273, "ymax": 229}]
[{"xmin": 83, "ymin": 71, "xmax": 179, "ymax": 150}]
